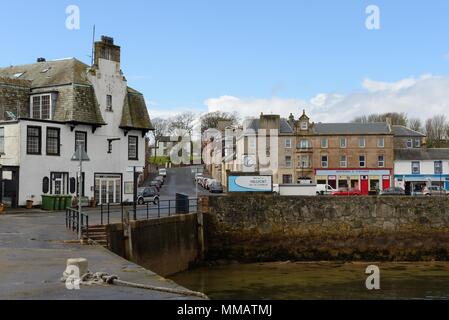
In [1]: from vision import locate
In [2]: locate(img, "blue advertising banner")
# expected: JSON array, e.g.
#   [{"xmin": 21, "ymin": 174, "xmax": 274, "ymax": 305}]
[{"xmin": 228, "ymin": 175, "xmax": 273, "ymax": 193}]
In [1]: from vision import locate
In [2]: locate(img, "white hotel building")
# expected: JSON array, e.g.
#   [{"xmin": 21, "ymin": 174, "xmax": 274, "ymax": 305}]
[{"xmin": 0, "ymin": 36, "xmax": 153, "ymax": 207}]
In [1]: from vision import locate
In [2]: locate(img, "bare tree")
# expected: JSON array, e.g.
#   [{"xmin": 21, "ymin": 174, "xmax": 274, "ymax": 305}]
[
  {"xmin": 168, "ymin": 112, "xmax": 197, "ymax": 136},
  {"xmin": 201, "ymin": 111, "xmax": 240, "ymax": 133},
  {"xmin": 425, "ymin": 115, "xmax": 449, "ymax": 147},
  {"xmin": 352, "ymin": 112, "xmax": 407, "ymax": 126},
  {"xmin": 408, "ymin": 118, "xmax": 423, "ymax": 133},
  {"xmin": 150, "ymin": 118, "xmax": 170, "ymax": 159}
]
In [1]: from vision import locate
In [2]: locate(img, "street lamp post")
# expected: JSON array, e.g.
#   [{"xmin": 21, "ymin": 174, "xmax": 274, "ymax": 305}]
[{"xmin": 71, "ymin": 143, "xmax": 90, "ymax": 241}]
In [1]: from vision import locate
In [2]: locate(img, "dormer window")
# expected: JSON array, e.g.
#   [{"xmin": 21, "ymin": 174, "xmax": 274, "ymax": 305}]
[
  {"xmin": 300, "ymin": 121, "xmax": 308, "ymax": 130},
  {"xmin": 106, "ymin": 95, "xmax": 113, "ymax": 112},
  {"xmin": 30, "ymin": 94, "xmax": 52, "ymax": 120}
]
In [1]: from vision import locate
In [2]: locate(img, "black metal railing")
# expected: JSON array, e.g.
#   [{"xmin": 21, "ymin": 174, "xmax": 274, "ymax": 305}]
[
  {"xmin": 65, "ymin": 208, "xmax": 89, "ymax": 239},
  {"xmin": 96, "ymin": 197, "xmax": 199, "ymax": 225}
]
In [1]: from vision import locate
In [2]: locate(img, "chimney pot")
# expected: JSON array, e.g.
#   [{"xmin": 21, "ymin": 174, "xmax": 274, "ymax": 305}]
[{"xmin": 101, "ymin": 36, "xmax": 114, "ymax": 44}]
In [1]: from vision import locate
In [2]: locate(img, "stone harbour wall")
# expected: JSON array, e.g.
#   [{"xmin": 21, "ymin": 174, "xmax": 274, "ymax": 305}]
[{"xmin": 203, "ymin": 195, "xmax": 449, "ymax": 262}]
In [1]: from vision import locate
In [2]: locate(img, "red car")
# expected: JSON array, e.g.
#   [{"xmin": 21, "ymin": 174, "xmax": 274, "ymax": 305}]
[{"xmin": 331, "ymin": 188, "xmax": 363, "ymax": 196}]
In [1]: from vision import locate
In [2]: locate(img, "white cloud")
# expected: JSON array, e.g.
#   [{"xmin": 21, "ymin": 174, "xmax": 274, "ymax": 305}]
[{"xmin": 204, "ymin": 75, "xmax": 449, "ymax": 123}]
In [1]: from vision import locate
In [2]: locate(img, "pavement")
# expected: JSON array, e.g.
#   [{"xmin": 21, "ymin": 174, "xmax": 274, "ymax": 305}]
[{"xmin": 0, "ymin": 166, "xmax": 214, "ymax": 300}]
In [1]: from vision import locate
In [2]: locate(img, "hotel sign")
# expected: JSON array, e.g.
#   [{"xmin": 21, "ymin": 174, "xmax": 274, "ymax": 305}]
[{"xmin": 228, "ymin": 175, "xmax": 273, "ymax": 193}]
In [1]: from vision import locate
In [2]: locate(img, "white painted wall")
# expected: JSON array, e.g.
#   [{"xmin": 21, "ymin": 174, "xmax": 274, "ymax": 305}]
[
  {"xmin": 394, "ymin": 160, "xmax": 449, "ymax": 175},
  {"xmin": 1, "ymin": 123, "xmax": 20, "ymax": 166}
]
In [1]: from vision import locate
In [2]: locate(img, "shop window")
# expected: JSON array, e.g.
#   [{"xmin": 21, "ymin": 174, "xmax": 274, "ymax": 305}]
[{"xmin": 283, "ymin": 175, "xmax": 293, "ymax": 184}]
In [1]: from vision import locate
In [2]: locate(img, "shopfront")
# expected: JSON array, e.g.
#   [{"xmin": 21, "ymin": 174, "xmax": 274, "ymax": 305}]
[
  {"xmin": 394, "ymin": 175, "xmax": 449, "ymax": 194},
  {"xmin": 315, "ymin": 169, "xmax": 392, "ymax": 194}
]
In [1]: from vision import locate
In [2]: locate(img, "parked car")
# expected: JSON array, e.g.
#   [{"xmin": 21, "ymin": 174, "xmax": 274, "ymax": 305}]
[
  {"xmin": 331, "ymin": 188, "xmax": 362, "ymax": 196},
  {"xmin": 316, "ymin": 184, "xmax": 337, "ymax": 195},
  {"xmin": 194, "ymin": 173, "xmax": 203, "ymax": 183},
  {"xmin": 199, "ymin": 177, "xmax": 209, "ymax": 189},
  {"xmin": 137, "ymin": 187, "xmax": 160, "ymax": 205},
  {"xmin": 159, "ymin": 168, "xmax": 167, "ymax": 177},
  {"xmin": 149, "ymin": 180, "xmax": 162, "ymax": 191},
  {"xmin": 205, "ymin": 179, "xmax": 218, "ymax": 190},
  {"xmin": 380, "ymin": 187, "xmax": 406, "ymax": 196},
  {"xmin": 154, "ymin": 176, "xmax": 165, "ymax": 185},
  {"xmin": 209, "ymin": 182, "xmax": 224, "ymax": 194},
  {"xmin": 423, "ymin": 186, "xmax": 449, "ymax": 196}
]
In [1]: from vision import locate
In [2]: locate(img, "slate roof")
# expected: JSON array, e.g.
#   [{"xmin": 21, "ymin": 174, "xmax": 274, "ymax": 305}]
[
  {"xmin": 120, "ymin": 89, "xmax": 154, "ymax": 130},
  {"xmin": 0, "ymin": 58, "xmax": 91, "ymax": 87},
  {"xmin": 0, "ymin": 58, "xmax": 153, "ymax": 130},
  {"xmin": 313, "ymin": 122, "xmax": 391, "ymax": 135},
  {"xmin": 392, "ymin": 125, "xmax": 426, "ymax": 137},
  {"xmin": 245, "ymin": 118, "xmax": 294, "ymax": 134},
  {"xmin": 395, "ymin": 148, "xmax": 449, "ymax": 161}
]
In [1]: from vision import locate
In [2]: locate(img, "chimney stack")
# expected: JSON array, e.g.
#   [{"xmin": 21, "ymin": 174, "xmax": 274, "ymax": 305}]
[{"xmin": 93, "ymin": 35, "xmax": 121, "ymax": 67}]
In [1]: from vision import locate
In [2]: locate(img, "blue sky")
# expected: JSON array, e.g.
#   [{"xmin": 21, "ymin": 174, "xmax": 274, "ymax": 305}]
[{"xmin": 1, "ymin": 0, "xmax": 448, "ymax": 121}]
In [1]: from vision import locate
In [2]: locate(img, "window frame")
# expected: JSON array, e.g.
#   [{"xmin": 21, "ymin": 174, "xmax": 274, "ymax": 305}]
[
  {"xmin": 30, "ymin": 94, "xmax": 52, "ymax": 120},
  {"xmin": 359, "ymin": 137, "xmax": 366, "ymax": 148},
  {"xmin": 406, "ymin": 138, "xmax": 413, "ymax": 148},
  {"xmin": 285, "ymin": 156, "xmax": 292, "ymax": 168},
  {"xmin": 321, "ymin": 138, "xmax": 328, "ymax": 149},
  {"xmin": 378, "ymin": 137, "xmax": 385, "ymax": 148},
  {"xmin": 0, "ymin": 127, "xmax": 4, "ymax": 154},
  {"xmin": 285, "ymin": 138, "xmax": 292, "ymax": 149},
  {"xmin": 340, "ymin": 155, "xmax": 347, "ymax": 168},
  {"xmin": 26, "ymin": 126, "xmax": 42, "ymax": 155},
  {"xmin": 300, "ymin": 155, "xmax": 310, "ymax": 168},
  {"xmin": 435, "ymin": 161, "xmax": 443, "ymax": 175},
  {"xmin": 300, "ymin": 121, "xmax": 308, "ymax": 130},
  {"xmin": 378, "ymin": 155, "xmax": 385, "ymax": 168},
  {"xmin": 412, "ymin": 161, "xmax": 420, "ymax": 175},
  {"xmin": 75, "ymin": 131, "xmax": 88, "ymax": 152},
  {"xmin": 46, "ymin": 127, "xmax": 61, "ymax": 156},
  {"xmin": 106, "ymin": 94, "xmax": 113, "ymax": 112},
  {"xmin": 299, "ymin": 139, "xmax": 310, "ymax": 150},
  {"xmin": 128, "ymin": 135, "xmax": 139, "ymax": 160},
  {"xmin": 321, "ymin": 155, "xmax": 328, "ymax": 168},
  {"xmin": 414, "ymin": 138, "xmax": 421, "ymax": 148},
  {"xmin": 340, "ymin": 137, "xmax": 347, "ymax": 149},
  {"xmin": 359, "ymin": 155, "xmax": 366, "ymax": 168}
]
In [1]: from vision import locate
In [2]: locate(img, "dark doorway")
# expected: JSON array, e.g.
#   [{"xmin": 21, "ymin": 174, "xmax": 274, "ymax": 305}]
[{"xmin": 1, "ymin": 166, "xmax": 20, "ymax": 208}]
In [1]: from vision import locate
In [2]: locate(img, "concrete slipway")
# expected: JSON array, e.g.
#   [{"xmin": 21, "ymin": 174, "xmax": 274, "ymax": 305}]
[{"xmin": 0, "ymin": 211, "xmax": 200, "ymax": 300}]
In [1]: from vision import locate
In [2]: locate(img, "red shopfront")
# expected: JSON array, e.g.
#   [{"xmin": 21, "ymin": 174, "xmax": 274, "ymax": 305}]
[{"xmin": 315, "ymin": 169, "xmax": 393, "ymax": 195}]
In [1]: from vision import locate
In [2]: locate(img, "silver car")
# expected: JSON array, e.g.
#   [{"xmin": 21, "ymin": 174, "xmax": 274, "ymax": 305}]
[{"xmin": 423, "ymin": 186, "xmax": 449, "ymax": 196}]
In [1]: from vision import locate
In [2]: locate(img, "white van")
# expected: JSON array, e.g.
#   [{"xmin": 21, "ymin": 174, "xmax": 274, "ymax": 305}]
[
  {"xmin": 316, "ymin": 184, "xmax": 337, "ymax": 195},
  {"xmin": 159, "ymin": 168, "xmax": 167, "ymax": 177}
]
